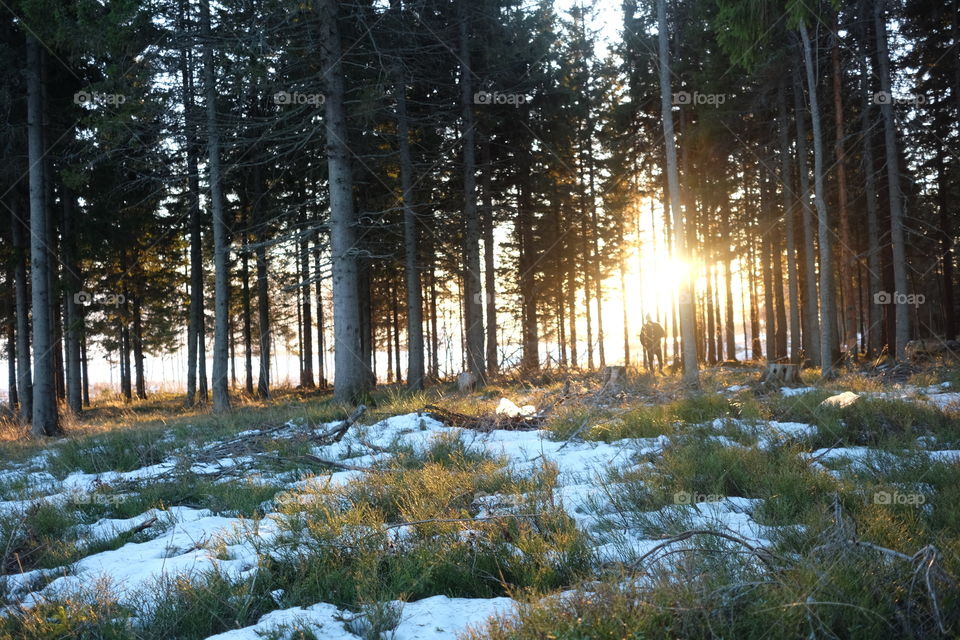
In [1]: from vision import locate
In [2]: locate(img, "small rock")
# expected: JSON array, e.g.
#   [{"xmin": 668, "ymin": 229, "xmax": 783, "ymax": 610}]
[
  {"xmin": 496, "ymin": 398, "xmax": 535, "ymax": 417},
  {"xmin": 820, "ymin": 391, "xmax": 860, "ymax": 409}
]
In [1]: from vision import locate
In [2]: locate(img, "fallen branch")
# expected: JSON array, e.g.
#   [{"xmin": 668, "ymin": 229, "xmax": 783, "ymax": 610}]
[
  {"xmin": 382, "ymin": 513, "xmax": 542, "ymax": 530},
  {"xmin": 298, "ymin": 454, "xmax": 369, "ymax": 472},
  {"xmin": 422, "ymin": 404, "xmax": 544, "ymax": 432},
  {"xmin": 630, "ymin": 529, "xmax": 780, "ymax": 569},
  {"xmin": 813, "ymin": 497, "xmax": 958, "ymax": 635},
  {"xmin": 319, "ymin": 404, "xmax": 367, "ymax": 444},
  {"xmin": 123, "ymin": 516, "xmax": 158, "ymax": 537}
]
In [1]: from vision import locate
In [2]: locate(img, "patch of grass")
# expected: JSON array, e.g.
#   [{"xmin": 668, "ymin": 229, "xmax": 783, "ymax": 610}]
[
  {"xmin": 765, "ymin": 388, "xmax": 835, "ymax": 423},
  {"xmin": 813, "ymin": 398, "xmax": 960, "ymax": 448},
  {"xmin": 108, "ymin": 477, "xmax": 282, "ymax": 518},
  {"xmin": 767, "ymin": 390, "xmax": 959, "ymax": 447},
  {"xmin": 548, "ymin": 393, "xmax": 737, "ymax": 442},
  {"xmin": 0, "ymin": 498, "xmax": 164, "ymax": 577},
  {"xmin": 599, "ymin": 438, "xmax": 838, "ymax": 531},
  {"xmin": 48, "ymin": 429, "xmax": 176, "ymax": 478},
  {"xmin": 806, "ymin": 455, "xmax": 960, "ymax": 562},
  {"xmin": 264, "ymin": 454, "xmax": 591, "ymax": 608},
  {"xmin": 257, "ymin": 624, "xmax": 321, "ymax": 640},
  {"xmin": 468, "ymin": 539, "xmax": 960, "ymax": 640},
  {"xmin": 137, "ymin": 569, "xmax": 276, "ymax": 640},
  {"xmin": 0, "ymin": 583, "xmax": 133, "ymax": 639},
  {"xmin": 389, "ymin": 430, "xmax": 501, "ymax": 469},
  {"xmin": 545, "ymin": 406, "xmax": 614, "ymax": 440}
]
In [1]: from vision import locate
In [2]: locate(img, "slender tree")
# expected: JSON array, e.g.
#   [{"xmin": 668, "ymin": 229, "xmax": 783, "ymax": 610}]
[
  {"xmin": 874, "ymin": 0, "xmax": 910, "ymax": 361},
  {"xmin": 321, "ymin": 0, "xmax": 371, "ymax": 403},
  {"xmin": 657, "ymin": 0, "xmax": 699, "ymax": 387},
  {"xmin": 200, "ymin": 0, "xmax": 231, "ymax": 412},
  {"xmin": 26, "ymin": 35, "xmax": 58, "ymax": 436}
]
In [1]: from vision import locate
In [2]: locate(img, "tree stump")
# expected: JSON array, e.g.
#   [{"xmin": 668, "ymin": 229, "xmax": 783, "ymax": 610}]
[
  {"xmin": 601, "ymin": 366, "xmax": 628, "ymax": 392},
  {"xmin": 760, "ymin": 362, "xmax": 800, "ymax": 386}
]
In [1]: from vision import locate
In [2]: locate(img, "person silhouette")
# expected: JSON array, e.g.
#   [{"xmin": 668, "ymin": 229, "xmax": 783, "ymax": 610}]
[{"xmin": 640, "ymin": 314, "xmax": 666, "ymax": 374}]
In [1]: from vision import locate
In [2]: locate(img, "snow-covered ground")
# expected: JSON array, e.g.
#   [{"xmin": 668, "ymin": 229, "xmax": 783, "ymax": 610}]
[{"xmin": 1, "ymin": 389, "xmax": 957, "ymax": 639}]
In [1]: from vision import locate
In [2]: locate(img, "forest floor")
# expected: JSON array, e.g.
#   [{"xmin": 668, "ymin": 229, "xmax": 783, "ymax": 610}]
[{"xmin": 1, "ymin": 362, "xmax": 960, "ymax": 639}]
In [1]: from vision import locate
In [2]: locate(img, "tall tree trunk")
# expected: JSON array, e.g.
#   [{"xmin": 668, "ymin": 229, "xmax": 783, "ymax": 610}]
[
  {"xmin": 874, "ymin": 0, "xmax": 910, "ymax": 360},
  {"xmin": 799, "ymin": 23, "xmax": 837, "ymax": 375},
  {"xmin": 762, "ymin": 229, "xmax": 776, "ymax": 361},
  {"xmin": 11, "ymin": 193, "xmax": 32, "ymax": 420},
  {"xmin": 392, "ymin": 285, "xmax": 401, "ymax": 383},
  {"xmin": 231, "ymin": 323, "xmax": 237, "ymax": 389},
  {"xmin": 299, "ymin": 212, "xmax": 315, "ymax": 388},
  {"xmin": 322, "ymin": 0, "xmax": 371, "ymax": 402},
  {"xmin": 713, "ymin": 264, "xmax": 725, "ymax": 361},
  {"xmin": 832, "ymin": 12, "xmax": 857, "ymax": 356},
  {"xmin": 938, "ymin": 154, "xmax": 956, "ymax": 339},
  {"xmin": 314, "ymin": 240, "xmax": 326, "ymax": 388},
  {"xmin": 120, "ymin": 319, "xmax": 132, "ymax": 401},
  {"xmin": 518, "ymin": 174, "xmax": 539, "ymax": 370},
  {"xmin": 61, "ymin": 189, "xmax": 82, "ymax": 413},
  {"xmin": 657, "ymin": 0, "xmax": 698, "ymax": 386},
  {"xmin": 252, "ymin": 164, "xmax": 271, "ymax": 399},
  {"xmin": 772, "ymin": 230, "xmax": 788, "ymax": 359},
  {"xmin": 119, "ymin": 255, "xmax": 133, "ymax": 403},
  {"xmin": 394, "ymin": 40, "xmax": 425, "ymax": 390},
  {"xmin": 721, "ymin": 207, "xmax": 737, "ymax": 360},
  {"xmin": 4, "ymin": 256, "xmax": 20, "ymax": 412},
  {"xmin": 480, "ymin": 136, "xmax": 498, "ymax": 376},
  {"xmin": 760, "ymin": 161, "xmax": 776, "ymax": 361},
  {"xmin": 200, "ymin": 0, "xmax": 231, "ymax": 412},
  {"xmin": 581, "ymin": 216, "xmax": 594, "ymax": 369},
  {"xmin": 778, "ymin": 80, "xmax": 802, "ymax": 364},
  {"xmin": 619, "ymin": 214, "xmax": 630, "ymax": 366},
  {"xmin": 749, "ymin": 226, "xmax": 762, "ymax": 360},
  {"xmin": 80, "ymin": 330, "xmax": 89, "ymax": 407},
  {"xmin": 40, "ymin": 56, "xmax": 63, "ymax": 406},
  {"xmin": 792, "ymin": 57, "xmax": 821, "ymax": 366},
  {"xmin": 5, "ymin": 265, "xmax": 17, "ymax": 411},
  {"xmin": 180, "ymin": 0, "xmax": 204, "ymax": 408},
  {"xmin": 857, "ymin": 7, "xmax": 884, "ymax": 357},
  {"xmin": 429, "ymin": 267, "xmax": 439, "ymax": 379},
  {"xmin": 358, "ymin": 256, "xmax": 375, "ymax": 389},
  {"xmin": 587, "ymin": 138, "xmax": 605, "ymax": 368},
  {"xmin": 133, "ymin": 297, "xmax": 147, "ymax": 399},
  {"xmin": 26, "ymin": 35, "xmax": 58, "ymax": 436},
  {"xmin": 706, "ymin": 262, "xmax": 717, "ymax": 364},
  {"xmin": 567, "ymin": 246, "xmax": 578, "ymax": 368},
  {"xmin": 386, "ymin": 310, "xmax": 394, "ymax": 384},
  {"xmin": 241, "ymin": 228, "xmax": 253, "ymax": 395},
  {"xmin": 458, "ymin": 0, "xmax": 485, "ymax": 382}
]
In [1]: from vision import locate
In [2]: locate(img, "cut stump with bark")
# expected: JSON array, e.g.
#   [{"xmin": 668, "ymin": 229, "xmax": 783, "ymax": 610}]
[
  {"xmin": 601, "ymin": 366, "xmax": 628, "ymax": 392},
  {"xmin": 761, "ymin": 363, "xmax": 801, "ymax": 386}
]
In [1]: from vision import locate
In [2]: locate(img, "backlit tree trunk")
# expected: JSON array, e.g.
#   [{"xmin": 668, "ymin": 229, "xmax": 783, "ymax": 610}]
[{"xmin": 657, "ymin": 0, "xmax": 699, "ymax": 387}]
